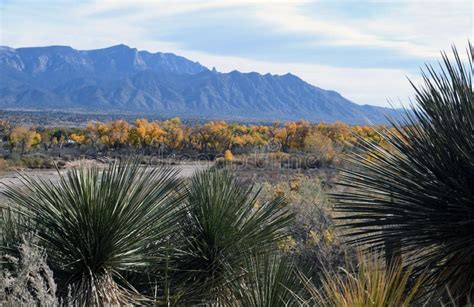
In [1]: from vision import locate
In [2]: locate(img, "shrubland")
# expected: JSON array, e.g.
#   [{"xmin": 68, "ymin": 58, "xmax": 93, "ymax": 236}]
[{"xmin": 0, "ymin": 45, "xmax": 472, "ymax": 305}]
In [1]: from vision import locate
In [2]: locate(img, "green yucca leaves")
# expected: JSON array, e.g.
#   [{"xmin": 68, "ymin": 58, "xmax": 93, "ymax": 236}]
[
  {"xmin": 233, "ymin": 253, "xmax": 303, "ymax": 307},
  {"xmin": 332, "ymin": 45, "xmax": 473, "ymax": 299},
  {"xmin": 173, "ymin": 168, "xmax": 294, "ymax": 304},
  {"xmin": 1, "ymin": 158, "xmax": 186, "ymax": 305}
]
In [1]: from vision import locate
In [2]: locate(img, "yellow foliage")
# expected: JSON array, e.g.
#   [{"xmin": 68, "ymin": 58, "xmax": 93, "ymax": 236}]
[
  {"xmin": 224, "ymin": 149, "xmax": 234, "ymax": 161},
  {"xmin": 70, "ymin": 133, "xmax": 86, "ymax": 144},
  {"xmin": 274, "ymin": 184, "xmax": 285, "ymax": 197},
  {"xmin": 131, "ymin": 119, "xmax": 166, "ymax": 147},
  {"xmin": 308, "ymin": 230, "xmax": 321, "ymax": 246},
  {"xmin": 4, "ymin": 117, "xmax": 390, "ymax": 160},
  {"xmin": 274, "ymin": 120, "xmax": 310, "ymax": 150},
  {"xmin": 278, "ymin": 236, "xmax": 297, "ymax": 253},
  {"xmin": 9, "ymin": 126, "xmax": 41, "ymax": 154},
  {"xmin": 289, "ymin": 178, "xmax": 300, "ymax": 192},
  {"xmin": 323, "ymin": 228, "xmax": 334, "ymax": 244},
  {"xmin": 109, "ymin": 120, "xmax": 130, "ymax": 146},
  {"xmin": 304, "ymin": 130, "xmax": 336, "ymax": 163},
  {"xmin": 163, "ymin": 117, "xmax": 186, "ymax": 150}
]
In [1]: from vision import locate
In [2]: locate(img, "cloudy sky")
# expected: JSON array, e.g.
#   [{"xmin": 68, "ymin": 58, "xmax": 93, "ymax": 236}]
[{"xmin": 0, "ymin": 0, "xmax": 472, "ymax": 107}]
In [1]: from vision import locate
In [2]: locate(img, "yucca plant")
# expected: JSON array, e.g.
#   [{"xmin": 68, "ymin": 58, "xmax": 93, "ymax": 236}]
[
  {"xmin": 232, "ymin": 253, "xmax": 303, "ymax": 306},
  {"xmin": 0, "ymin": 207, "xmax": 30, "ymax": 258},
  {"xmin": 1, "ymin": 158, "xmax": 186, "ymax": 305},
  {"xmin": 333, "ymin": 45, "xmax": 473, "ymax": 300},
  {"xmin": 299, "ymin": 253, "xmax": 426, "ymax": 307},
  {"xmin": 173, "ymin": 168, "xmax": 293, "ymax": 304}
]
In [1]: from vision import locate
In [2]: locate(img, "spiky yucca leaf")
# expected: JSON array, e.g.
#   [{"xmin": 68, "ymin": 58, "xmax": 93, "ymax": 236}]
[
  {"xmin": 174, "ymin": 168, "xmax": 293, "ymax": 304},
  {"xmin": 332, "ymin": 45, "xmax": 473, "ymax": 299},
  {"xmin": 1, "ymin": 158, "xmax": 185, "ymax": 305},
  {"xmin": 232, "ymin": 253, "xmax": 303, "ymax": 307}
]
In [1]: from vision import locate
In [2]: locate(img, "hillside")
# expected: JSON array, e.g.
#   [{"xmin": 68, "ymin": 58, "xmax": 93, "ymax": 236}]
[{"xmin": 0, "ymin": 45, "xmax": 401, "ymax": 124}]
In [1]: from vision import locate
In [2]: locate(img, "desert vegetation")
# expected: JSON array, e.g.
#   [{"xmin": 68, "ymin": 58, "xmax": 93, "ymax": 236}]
[
  {"xmin": 0, "ymin": 113, "xmax": 390, "ymax": 172},
  {"xmin": 1, "ymin": 46, "xmax": 472, "ymax": 305}
]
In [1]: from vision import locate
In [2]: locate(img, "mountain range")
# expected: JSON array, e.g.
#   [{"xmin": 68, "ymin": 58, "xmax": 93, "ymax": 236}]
[{"xmin": 0, "ymin": 44, "xmax": 402, "ymax": 124}]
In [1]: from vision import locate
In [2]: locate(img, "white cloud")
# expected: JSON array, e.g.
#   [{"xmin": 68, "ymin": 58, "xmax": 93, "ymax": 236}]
[
  {"xmin": 251, "ymin": 1, "xmax": 471, "ymax": 58},
  {"xmin": 76, "ymin": 0, "xmax": 472, "ymax": 58}
]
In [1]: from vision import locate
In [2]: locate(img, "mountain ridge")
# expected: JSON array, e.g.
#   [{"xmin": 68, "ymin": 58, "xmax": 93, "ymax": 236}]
[{"xmin": 0, "ymin": 44, "xmax": 402, "ymax": 124}]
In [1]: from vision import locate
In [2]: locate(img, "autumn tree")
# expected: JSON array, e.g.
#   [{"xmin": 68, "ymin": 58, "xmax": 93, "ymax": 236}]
[
  {"xmin": 129, "ymin": 119, "xmax": 166, "ymax": 152},
  {"xmin": 274, "ymin": 120, "xmax": 310, "ymax": 151},
  {"xmin": 192, "ymin": 121, "xmax": 232, "ymax": 153},
  {"xmin": 303, "ymin": 129, "xmax": 336, "ymax": 165},
  {"xmin": 9, "ymin": 127, "xmax": 41, "ymax": 155},
  {"xmin": 108, "ymin": 120, "xmax": 130, "ymax": 149},
  {"xmin": 163, "ymin": 117, "xmax": 187, "ymax": 152},
  {"xmin": 231, "ymin": 124, "xmax": 269, "ymax": 151},
  {"xmin": 70, "ymin": 133, "xmax": 86, "ymax": 145},
  {"xmin": 317, "ymin": 122, "xmax": 355, "ymax": 145}
]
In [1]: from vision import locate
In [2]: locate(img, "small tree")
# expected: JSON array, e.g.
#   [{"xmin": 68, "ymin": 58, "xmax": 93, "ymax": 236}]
[{"xmin": 9, "ymin": 127, "xmax": 41, "ymax": 155}]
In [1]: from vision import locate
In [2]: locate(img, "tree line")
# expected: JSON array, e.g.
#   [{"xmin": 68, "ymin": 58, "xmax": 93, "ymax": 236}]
[{"xmin": 0, "ymin": 117, "xmax": 393, "ymax": 157}]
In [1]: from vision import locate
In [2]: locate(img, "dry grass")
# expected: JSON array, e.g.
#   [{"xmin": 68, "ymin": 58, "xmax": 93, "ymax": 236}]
[{"xmin": 298, "ymin": 252, "xmax": 426, "ymax": 307}]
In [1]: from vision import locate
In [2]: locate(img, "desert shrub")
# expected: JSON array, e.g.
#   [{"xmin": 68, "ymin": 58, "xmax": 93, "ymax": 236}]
[
  {"xmin": 61, "ymin": 154, "xmax": 74, "ymax": 162},
  {"xmin": 333, "ymin": 45, "xmax": 474, "ymax": 300},
  {"xmin": 14, "ymin": 155, "xmax": 58, "ymax": 169},
  {"xmin": 172, "ymin": 168, "xmax": 293, "ymax": 304},
  {"xmin": 299, "ymin": 253, "xmax": 426, "ymax": 306},
  {"xmin": 304, "ymin": 130, "xmax": 336, "ymax": 166},
  {"xmin": 0, "ymin": 158, "xmax": 10, "ymax": 171},
  {"xmin": 1, "ymin": 234, "xmax": 58, "ymax": 306},
  {"xmin": 21, "ymin": 156, "xmax": 44, "ymax": 169},
  {"xmin": 260, "ymin": 177, "xmax": 352, "ymax": 281},
  {"xmin": 42, "ymin": 158, "xmax": 55, "ymax": 169},
  {"xmin": 0, "ymin": 208, "xmax": 31, "ymax": 258},
  {"xmin": 1, "ymin": 158, "xmax": 186, "ymax": 305}
]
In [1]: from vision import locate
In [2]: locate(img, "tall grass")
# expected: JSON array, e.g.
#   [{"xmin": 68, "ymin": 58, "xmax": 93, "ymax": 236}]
[{"xmin": 299, "ymin": 253, "xmax": 425, "ymax": 307}]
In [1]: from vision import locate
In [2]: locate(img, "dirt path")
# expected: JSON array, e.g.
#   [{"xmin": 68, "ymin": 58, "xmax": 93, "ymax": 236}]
[{"xmin": 0, "ymin": 161, "xmax": 211, "ymax": 193}]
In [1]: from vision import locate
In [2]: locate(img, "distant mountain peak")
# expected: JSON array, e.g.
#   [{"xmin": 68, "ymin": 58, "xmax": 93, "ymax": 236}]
[
  {"xmin": 108, "ymin": 43, "xmax": 130, "ymax": 49},
  {"xmin": 0, "ymin": 46, "xmax": 16, "ymax": 52},
  {"xmin": 0, "ymin": 44, "xmax": 401, "ymax": 124}
]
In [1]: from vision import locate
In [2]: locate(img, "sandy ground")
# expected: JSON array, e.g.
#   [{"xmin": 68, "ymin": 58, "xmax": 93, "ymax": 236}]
[{"xmin": 0, "ymin": 160, "xmax": 211, "ymax": 194}]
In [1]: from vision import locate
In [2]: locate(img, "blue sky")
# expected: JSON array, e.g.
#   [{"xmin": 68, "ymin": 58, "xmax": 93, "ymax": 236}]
[{"xmin": 0, "ymin": 0, "xmax": 472, "ymax": 107}]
